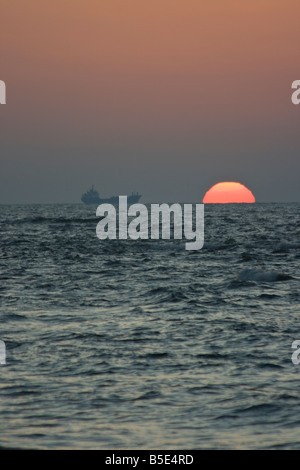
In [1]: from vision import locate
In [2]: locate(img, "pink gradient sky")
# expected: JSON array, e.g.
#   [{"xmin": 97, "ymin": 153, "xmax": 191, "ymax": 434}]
[{"xmin": 1, "ymin": 0, "xmax": 299, "ymax": 202}]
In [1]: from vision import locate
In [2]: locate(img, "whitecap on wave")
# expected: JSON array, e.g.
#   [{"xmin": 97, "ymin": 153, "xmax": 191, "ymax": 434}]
[{"xmin": 237, "ymin": 268, "xmax": 292, "ymax": 283}]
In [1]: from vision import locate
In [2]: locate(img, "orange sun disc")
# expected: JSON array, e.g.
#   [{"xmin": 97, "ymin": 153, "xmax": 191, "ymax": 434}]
[{"xmin": 203, "ymin": 182, "xmax": 255, "ymax": 203}]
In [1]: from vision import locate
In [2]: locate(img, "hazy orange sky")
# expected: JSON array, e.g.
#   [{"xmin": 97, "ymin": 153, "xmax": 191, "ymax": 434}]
[{"xmin": 1, "ymin": 0, "xmax": 299, "ymax": 202}]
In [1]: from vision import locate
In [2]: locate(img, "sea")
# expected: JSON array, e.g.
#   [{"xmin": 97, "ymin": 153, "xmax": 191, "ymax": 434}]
[{"xmin": 0, "ymin": 202, "xmax": 299, "ymax": 450}]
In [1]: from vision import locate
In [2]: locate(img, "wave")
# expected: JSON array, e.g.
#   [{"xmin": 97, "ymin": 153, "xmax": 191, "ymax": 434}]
[
  {"xmin": 4, "ymin": 217, "xmax": 99, "ymax": 225},
  {"xmin": 237, "ymin": 268, "xmax": 293, "ymax": 283},
  {"xmin": 273, "ymin": 241, "xmax": 300, "ymax": 252}
]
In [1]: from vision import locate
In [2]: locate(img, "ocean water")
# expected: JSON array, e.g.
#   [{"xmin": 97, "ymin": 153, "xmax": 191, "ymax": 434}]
[{"xmin": 0, "ymin": 202, "xmax": 299, "ymax": 450}]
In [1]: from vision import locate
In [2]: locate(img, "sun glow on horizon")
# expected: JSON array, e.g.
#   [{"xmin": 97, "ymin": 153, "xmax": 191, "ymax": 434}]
[{"xmin": 203, "ymin": 182, "xmax": 255, "ymax": 203}]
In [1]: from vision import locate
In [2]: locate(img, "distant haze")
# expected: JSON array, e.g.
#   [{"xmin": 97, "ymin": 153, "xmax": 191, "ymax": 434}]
[{"xmin": 1, "ymin": 0, "xmax": 300, "ymax": 203}]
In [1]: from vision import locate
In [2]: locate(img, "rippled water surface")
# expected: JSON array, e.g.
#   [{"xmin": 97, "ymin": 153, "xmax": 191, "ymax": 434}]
[{"xmin": 0, "ymin": 203, "xmax": 300, "ymax": 449}]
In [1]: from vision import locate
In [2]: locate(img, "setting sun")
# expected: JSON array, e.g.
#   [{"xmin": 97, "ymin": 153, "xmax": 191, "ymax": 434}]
[{"xmin": 203, "ymin": 182, "xmax": 255, "ymax": 203}]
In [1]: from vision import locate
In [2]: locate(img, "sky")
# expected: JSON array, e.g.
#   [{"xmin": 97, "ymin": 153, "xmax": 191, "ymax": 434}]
[{"xmin": 0, "ymin": 0, "xmax": 299, "ymax": 203}]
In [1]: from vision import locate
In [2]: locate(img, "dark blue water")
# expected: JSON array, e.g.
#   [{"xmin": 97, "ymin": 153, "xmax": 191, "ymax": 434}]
[{"xmin": 0, "ymin": 203, "xmax": 299, "ymax": 449}]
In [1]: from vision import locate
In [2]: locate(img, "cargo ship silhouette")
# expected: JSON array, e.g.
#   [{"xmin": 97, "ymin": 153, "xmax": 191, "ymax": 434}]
[{"xmin": 81, "ymin": 186, "xmax": 141, "ymax": 205}]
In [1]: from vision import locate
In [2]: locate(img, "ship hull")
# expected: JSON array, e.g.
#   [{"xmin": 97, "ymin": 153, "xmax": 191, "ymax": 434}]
[{"xmin": 82, "ymin": 194, "xmax": 142, "ymax": 205}]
